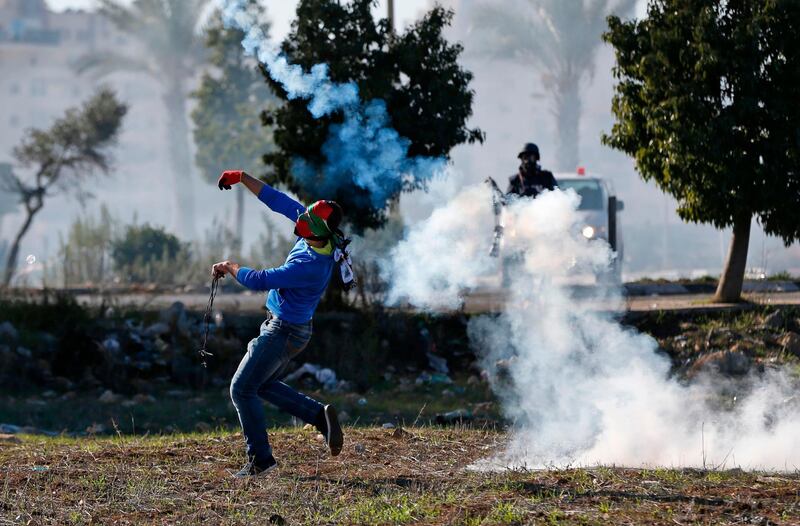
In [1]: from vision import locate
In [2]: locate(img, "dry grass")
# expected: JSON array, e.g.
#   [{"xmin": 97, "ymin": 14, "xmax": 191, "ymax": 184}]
[{"xmin": 1, "ymin": 427, "xmax": 798, "ymax": 525}]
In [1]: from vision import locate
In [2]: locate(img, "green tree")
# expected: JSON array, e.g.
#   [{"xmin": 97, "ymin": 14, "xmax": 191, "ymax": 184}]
[
  {"xmin": 77, "ymin": 0, "xmax": 210, "ymax": 239},
  {"xmin": 470, "ymin": 0, "xmax": 636, "ymax": 170},
  {"xmin": 264, "ymin": 0, "xmax": 484, "ymax": 230},
  {"xmin": 2, "ymin": 88, "xmax": 127, "ymax": 287},
  {"xmin": 603, "ymin": 0, "xmax": 800, "ymax": 302},
  {"xmin": 192, "ymin": 2, "xmax": 277, "ymax": 252},
  {"xmin": 111, "ymin": 223, "xmax": 186, "ymax": 284}
]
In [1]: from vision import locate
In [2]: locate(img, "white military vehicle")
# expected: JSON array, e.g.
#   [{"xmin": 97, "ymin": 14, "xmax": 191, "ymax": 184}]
[{"xmin": 555, "ymin": 168, "xmax": 625, "ymax": 282}]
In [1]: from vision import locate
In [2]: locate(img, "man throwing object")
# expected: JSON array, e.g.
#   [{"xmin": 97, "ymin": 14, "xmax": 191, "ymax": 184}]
[{"xmin": 213, "ymin": 169, "xmax": 353, "ymax": 477}]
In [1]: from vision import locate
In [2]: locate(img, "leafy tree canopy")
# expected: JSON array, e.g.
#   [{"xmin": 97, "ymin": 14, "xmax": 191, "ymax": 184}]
[
  {"xmin": 262, "ymin": 0, "xmax": 484, "ymax": 230},
  {"xmin": 111, "ymin": 224, "xmax": 185, "ymax": 268},
  {"xmin": 603, "ymin": 0, "xmax": 800, "ymax": 243}
]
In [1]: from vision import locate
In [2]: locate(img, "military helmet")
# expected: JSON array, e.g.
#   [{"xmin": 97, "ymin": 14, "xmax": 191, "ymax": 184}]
[{"xmin": 517, "ymin": 142, "xmax": 540, "ymax": 161}]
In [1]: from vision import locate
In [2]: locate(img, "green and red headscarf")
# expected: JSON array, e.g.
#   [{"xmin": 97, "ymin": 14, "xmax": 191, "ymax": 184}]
[
  {"xmin": 294, "ymin": 200, "xmax": 345, "ymax": 248},
  {"xmin": 294, "ymin": 200, "xmax": 356, "ymax": 290}
]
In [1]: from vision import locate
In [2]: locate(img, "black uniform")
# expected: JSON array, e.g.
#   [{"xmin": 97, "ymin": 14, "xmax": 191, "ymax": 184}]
[{"xmin": 507, "ymin": 167, "xmax": 558, "ymax": 198}]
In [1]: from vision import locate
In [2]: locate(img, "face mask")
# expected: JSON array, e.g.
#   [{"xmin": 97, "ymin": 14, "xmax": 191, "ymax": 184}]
[{"xmin": 520, "ymin": 157, "xmax": 538, "ymax": 174}]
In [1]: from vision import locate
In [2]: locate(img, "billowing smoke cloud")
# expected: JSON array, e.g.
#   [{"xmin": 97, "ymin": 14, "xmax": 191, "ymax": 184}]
[
  {"xmin": 385, "ymin": 184, "xmax": 800, "ymax": 470},
  {"xmin": 219, "ymin": 0, "xmax": 444, "ymax": 208}
]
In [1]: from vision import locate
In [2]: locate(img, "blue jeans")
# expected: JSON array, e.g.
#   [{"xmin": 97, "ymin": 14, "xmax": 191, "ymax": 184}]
[{"xmin": 230, "ymin": 315, "xmax": 323, "ymax": 463}]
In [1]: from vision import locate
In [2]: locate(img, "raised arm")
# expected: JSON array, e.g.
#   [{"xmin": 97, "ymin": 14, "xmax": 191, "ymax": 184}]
[{"xmin": 218, "ymin": 170, "xmax": 306, "ymax": 222}]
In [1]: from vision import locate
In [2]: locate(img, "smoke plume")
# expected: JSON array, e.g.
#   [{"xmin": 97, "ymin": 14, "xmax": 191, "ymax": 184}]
[
  {"xmin": 386, "ymin": 185, "xmax": 800, "ymax": 470},
  {"xmin": 218, "ymin": 0, "xmax": 444, "ymax": 208}
]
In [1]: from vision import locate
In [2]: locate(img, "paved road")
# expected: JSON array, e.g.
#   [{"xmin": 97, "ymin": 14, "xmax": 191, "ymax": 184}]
[{"xmin": 72, "ymin": 289, "xmax": 800, "ymax": 315}]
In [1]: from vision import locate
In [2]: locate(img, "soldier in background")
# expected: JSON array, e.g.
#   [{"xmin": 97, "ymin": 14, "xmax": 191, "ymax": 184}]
[{"xmin": 507, "ymin": 143, "xmax": 558, "ymax": 198}]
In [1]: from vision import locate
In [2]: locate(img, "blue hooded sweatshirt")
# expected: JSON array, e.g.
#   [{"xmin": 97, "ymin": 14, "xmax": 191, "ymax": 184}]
[{"xmin": 235, "ymin": 185, "xmax": 335, "ymax": 324}]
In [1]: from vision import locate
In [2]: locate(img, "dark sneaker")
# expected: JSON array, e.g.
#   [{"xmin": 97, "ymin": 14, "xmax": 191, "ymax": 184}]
[
  {"xmin": 317, "ymin": 404, "xmax": 344, "ymax": 456},
  {"xmin": 233, "ymin": 456, "xmax": 277, "ymax": 478}
]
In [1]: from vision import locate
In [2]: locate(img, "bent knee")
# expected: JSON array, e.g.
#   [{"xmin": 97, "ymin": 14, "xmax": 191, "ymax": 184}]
[{"xmin": 230, "ymin": 378, "xmax": 256, "ymax": 402}]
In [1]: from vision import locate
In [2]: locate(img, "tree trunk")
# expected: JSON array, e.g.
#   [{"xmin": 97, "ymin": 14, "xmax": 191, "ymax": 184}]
[
  {"xmin": 552, "ymin": 74, "xmax": 581, "ymax": 171},
  {"xmin": 235, "ymin": 184, "xmax": 245, "ymax": 255},
  {"xmin": 3, "ymin": 207, "xmax": 40, "ymax": 287},
  {"xmin": 163, "ymin": 78, "xmax": 196, "ymax": 240},
  {"xmin": 713, "ymin": 215, "xmax": 751, "ymax": 303}
]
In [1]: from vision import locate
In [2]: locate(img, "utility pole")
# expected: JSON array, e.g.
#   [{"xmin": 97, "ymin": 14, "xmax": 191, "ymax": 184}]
[{"xmin": 387, "ymin": 0, "xmax": 395, "ymax": 33}]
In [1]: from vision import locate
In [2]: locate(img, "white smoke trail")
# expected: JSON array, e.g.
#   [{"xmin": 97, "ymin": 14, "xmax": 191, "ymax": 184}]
[{"xmin": 385, "ymin": 183, "xmax": 800, "ymax": 470}]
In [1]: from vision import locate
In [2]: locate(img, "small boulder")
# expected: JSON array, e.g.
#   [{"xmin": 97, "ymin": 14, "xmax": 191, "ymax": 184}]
[
  {"xmin": 763, "ymin": 310, "xmax": 785, "ymax": 330},
  {"xmin": 132, "ymin": 394, "xmax": 156, "ymax": 404},
  {"xmin": 691, "ymin": 350, "xmax": 751, "ymax": 377},
  {"xmin": 159, "ymin": 302, "xmax": 189, "ymax": 334},
  {"xmin": 435, "ymin": 408, "xmax": 474, "ymax": 425},
  {"xmin": 144, "ymin": 322, "xmax": 171, "ymax": 338},
  {"xmin": 780, "ymin": 332, "xmax": 800, "ymax": 358},
  {"xmin": 0, "ymin": 322, "xmax": 18, "ymax": 343},
  {"xmin": 0, "ymin": 433, "xmax": 22, "ymax": 445},
  {"xmin": 98, "ymin": 389, "xmax": 121, "ymax": 404}
]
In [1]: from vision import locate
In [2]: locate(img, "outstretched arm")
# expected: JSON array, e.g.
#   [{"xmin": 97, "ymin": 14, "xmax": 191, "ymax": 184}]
[
  {"xmin": 218, "ymin": 170, "xmax": 305, "ymax": 223},
  {"xmin": 211, "ymin": 259, "xmax": 311, "ymax": 291}
]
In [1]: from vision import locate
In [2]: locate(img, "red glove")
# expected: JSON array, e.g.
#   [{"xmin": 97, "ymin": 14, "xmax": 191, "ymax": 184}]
[{"xmin": 218, "ymin": 170, "xmax": 245, "ymax": 190}]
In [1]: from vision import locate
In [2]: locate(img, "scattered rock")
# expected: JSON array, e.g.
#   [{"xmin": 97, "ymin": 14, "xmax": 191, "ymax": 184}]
[
  {"xmin": 392, "ymin": 427, "xmax": 414, "ymax": 439},
  {"xmin": 16, "ymin": 347, "xmax": 32, "ymax": 359},
  {"xmin": 0, "ymin": 424, "xmax": 22, "ymax": 434},
  {"xmin": 357, "ymin": 398, "xmax": 367, "ymax": 406},
  {"xmin": 144, "ymin": 322, "xmax": 171, "ymax": 338},
  {"xmin": 691, "ymin": 350, "xmax": 751, "ymax": 377},
  {"xmin": 0, "ymin": 434, "xmax": 22, "ymax": 445},
  {"xmin": 354, "ymin": 443, "xmax": 365, "ymax": 454},
  {"xmin": 780, "ymin": 332, "xmax": 800, "ymax": 358},
  {"xmin": 426, "ymin": 352, "xmax": 449, "ymax": 374},
  {"xmin": 284, "ymin": 363, "xmax": 340, "ymax": 391},
  {"xmin": 381, "ymin": 422, "xmax": 395, "ymax": 429},
  {"xmin": 102, "ymin": 337, "xmax": 121, "ymax": 354},
  {"xmin": 98, "ymin": 389, "xmax": 121, "ymax": 404},
  {"xmin": 435, "ymin": 408, "xmax": 473, "ymax": 425},
  {"xmin": 37, "ymin": 332, "xmax": 58, "ymax": 352},
  {"xmin": 415, "ymin": 372, "xmax": 452, "ymax": 385},
  {"xmin": 159, "ymin": 301, "xmax": 189, "ymax": 335},
  {"xmin": 132, "ymin": 394, "xmax": 156, "ymax": 404},
  {"xmin": 0, "ymin": 322, "xmax": 18, "ymax": 342},
  {"xmin": 268, "ymin": 513, "xmax": 287, "ymax": 525},
  {"xmin": 763, "ymin": 310, "xmax": 785, "ymax": 330}
]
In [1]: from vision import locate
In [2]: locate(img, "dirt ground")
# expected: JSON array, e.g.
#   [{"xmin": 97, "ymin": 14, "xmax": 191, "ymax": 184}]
[{"xmin": 1, "ymin": 427, "xmax": 798, "ymax": 525}]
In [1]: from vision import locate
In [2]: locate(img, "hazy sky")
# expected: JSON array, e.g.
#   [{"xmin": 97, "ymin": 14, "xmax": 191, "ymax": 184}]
[{"xmin": 46, "ymin": 0, "xmax": 433, "ymax": 40}]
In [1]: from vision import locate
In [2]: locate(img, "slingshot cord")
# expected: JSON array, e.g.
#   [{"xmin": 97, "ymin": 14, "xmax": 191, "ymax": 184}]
[{"xmin": 198, "ymin": 275, "xmax": 220, "ymax": 368}]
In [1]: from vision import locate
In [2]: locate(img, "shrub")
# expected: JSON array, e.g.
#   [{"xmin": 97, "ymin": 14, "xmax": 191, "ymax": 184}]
[{"xmin": 111, "ymin": 224, "xmax": 188, "ymax": 284}]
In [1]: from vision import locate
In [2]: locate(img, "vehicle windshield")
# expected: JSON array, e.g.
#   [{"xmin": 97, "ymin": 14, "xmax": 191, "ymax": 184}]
[{"xmin": 558, "ymin": 179, "xmax": 605, "ymax": 210}]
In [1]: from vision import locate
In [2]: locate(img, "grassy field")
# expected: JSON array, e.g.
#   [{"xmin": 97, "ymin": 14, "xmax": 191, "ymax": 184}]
[{"xmin": 1, "ymin": 428, "xmax": 797, "ymax": 525}]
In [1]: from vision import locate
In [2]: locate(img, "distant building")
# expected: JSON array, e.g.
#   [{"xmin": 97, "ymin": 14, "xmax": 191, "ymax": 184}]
[{"xmin": 0, "ymin": 0, "xmax": 182, "ymax": 261}]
